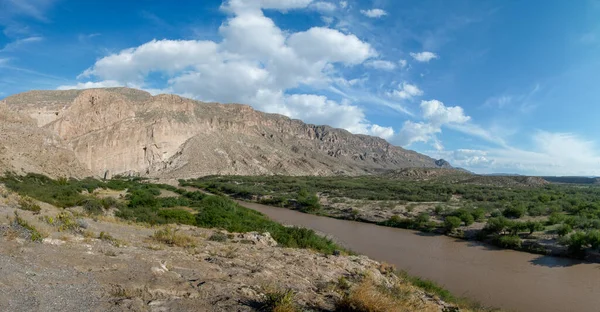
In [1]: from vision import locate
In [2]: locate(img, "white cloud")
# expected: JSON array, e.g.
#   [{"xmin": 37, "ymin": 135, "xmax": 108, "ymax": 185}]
[
  {"xmin": 389, "ymin": 82, "xmax": 423, "ymax": 99},
  {"xmin": 421, "ymin": 99, "xmax": 470, "ymax": 125},
  {"xmin": 364, "ymin": 59, "xmax": 396, "ymax": 71},
  {"xmin": 57, "ymin": 80, "xmax": 123, "ymax": 90},
  {"xmin": 360, "ymin": 8, "xmax": 387, "ymax": 18},
  {"xmin": 321, "ymin": 16, "xmax": 334, "ymax": 24},
  {"xmin": 339, "ymin": 1, "xmax": 347, "ymax": 9},
  {"xmin": 396, "ymin": 121, "xmax": 440, "ymax": 146},
  {"xmin": 288, "ymin": 27, "xmax": 376, "ymax": 64},
  {"xmin": 310, "ymin": 1, "xmax": 336, "ymax": 12},
  {"xmin": 398, "ymin": 59, "xmax": 407, "ymax": 68},
  {"xmin": 394, "ymin": 100, "xmax": 471, "ymax": 148},
  {"xmin": 410, "ymin": 51, "xmax": 438, "ymax": 62}
]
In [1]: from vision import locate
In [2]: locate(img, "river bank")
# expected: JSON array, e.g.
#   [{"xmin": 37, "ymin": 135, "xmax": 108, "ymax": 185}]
[{"xmin": 237, "ymin": 199, "xmax": 600, "ymax": 312}]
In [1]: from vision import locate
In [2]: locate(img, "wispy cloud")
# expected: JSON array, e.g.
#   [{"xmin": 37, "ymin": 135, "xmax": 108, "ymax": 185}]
[
  {"xmin": 0, "ymin": 0, "xmax": 57, "ymax": 22},
  {"xmin": 0, "ymin": 36, "xmax": 43, "ymax": 52},
  {"xmin": 483, "ymin": 83, "xmax": 541, "ymax": 113},
  {"xmin": 410, "ymin": 51, "xmax": 438, "ymax": 62},
  {"xmin": 360, "ymin": 9, "xmax": 387, "ymax": 18}
]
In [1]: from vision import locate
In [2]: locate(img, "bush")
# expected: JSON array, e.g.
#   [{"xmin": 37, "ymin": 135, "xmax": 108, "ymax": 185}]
[
  {"xmin": 484, "ymin": 217, "xmax": 509, "ymax": 234},
  {"xmin": 502, "ymin": 205, "xmax": 526, "ymax": 219},
  {"xmin": 157, "ymin": 209, "xmax": 196, "ymax": 225},
  {"xmin": 495, "ymin": 235, "xmax": 522, "ymax": 249},
  {"xmin": 471, "ymin": 208, "xmax": 485, "ymax": 221},
  {"xmin": 297, "ymin": 188, "xmax": 320, "ymax": 212},
  {"xmin": 434, "ymin": 205, "xmax": 444, "ymax": 215},
  {"xmin": 18, "ymin": 196, "xmax": 41, "ymax": 214},
  {"xmin": 528, "ymin": 205, "xmax": 545, "ymax": 217},
  {"xmin": 444, "ymin": 216, "xmax": 461, "ymax": 233},
  {"xmin": 208, "ymin": 231, "xmax": 228, "ymax": 242},
  {"xmin": 547, "ymin": 212, "xmax": 565, "ymax": 225},
  {"xmin": 415, "ymin": 212, "xmax": 430, "ymax": 225},
  {"xmin": 262, "ymin": 288, "xmax": 297, "ymax": 312},
  {"xmin": 557, "ymin": 224, "xmax": 572, "ymax": 236},
  {"xmin": 80, "ymin": 198, "xmax": 104, "ymax": 215}
]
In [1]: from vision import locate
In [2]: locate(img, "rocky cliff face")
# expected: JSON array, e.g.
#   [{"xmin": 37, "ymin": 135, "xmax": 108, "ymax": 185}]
[
  {"xmin": 4, "ymin": 88, "xmax": 450, "ymax": 178},
  {"xmin": 0, "ymin": 101, "xmax": 91, "ymax": 178}
]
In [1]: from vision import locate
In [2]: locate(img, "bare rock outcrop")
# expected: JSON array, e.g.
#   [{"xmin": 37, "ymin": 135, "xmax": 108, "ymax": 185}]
[
  {"xmin": 4, "ymin": 88, "xmax": 451, "ymax": 178},
  {"xmin": 0, "ymin": 101, "xmax": 91, "ymax": 178}
]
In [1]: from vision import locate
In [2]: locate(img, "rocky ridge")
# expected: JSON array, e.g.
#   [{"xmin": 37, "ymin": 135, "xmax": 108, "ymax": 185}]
[{"xmin": 3, "ymin": 88, "xmax": 450, "ymax": 178}]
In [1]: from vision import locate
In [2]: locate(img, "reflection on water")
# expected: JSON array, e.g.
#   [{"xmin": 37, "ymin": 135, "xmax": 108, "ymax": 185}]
[{"xmin": 239, "ymin": 200, "xmax": 600, "ymax": 312}]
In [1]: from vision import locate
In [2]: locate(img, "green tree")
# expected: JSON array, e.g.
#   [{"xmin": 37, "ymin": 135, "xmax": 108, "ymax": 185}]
[{"xmin": 525, "ymin": 221, "xmax": 544, "ymax": 235}]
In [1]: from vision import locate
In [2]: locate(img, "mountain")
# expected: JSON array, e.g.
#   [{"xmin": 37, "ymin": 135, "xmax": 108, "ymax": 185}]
[
  {"xmin": 0, "ymin": 102, "xmax": 91, "ymax": 178},
  {"xmin": 2, "ymin": 88, "xmax": 450, "ymax": 178}
]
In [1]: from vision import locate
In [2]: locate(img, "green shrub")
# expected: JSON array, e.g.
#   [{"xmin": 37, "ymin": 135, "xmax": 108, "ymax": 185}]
[
  {"xmin": 297, "ymin": 188, "xmax": 320, "ymax": 212},
  {"xmin": 495, "ymin": 235, "xmax": 522, "ymax": 249},
  {"xmin": 434, "ymin": 205, "xmax": 444, "ymax": 215},
  {"xmin": 415, "ymin": 212, "xmax": 430, "ymax": 225},
  {"xmin": 502, "ymin": 205, "xmax": 526, "ymax": 219},
  {"xmin": 557, "ymin": 224, "xmax": 572, "ymax": 236},
  {"xmin": 157, "ymin": 209, "xmax": 195, "ymax": 225},
  {"xmin": 444, "ymin": 216, "xmax": 461, "ymax": 233},
  {"xmin": 471, "ymin": 208, "xmax": 485, "ymax": 221},
  {"xmin": 80, "ymin": 198, "xmax": 104, "ymax": 215},
  {"xmin": 208, "ymin": 231, "xmax": 228, "ymax": 242},
  {"xmin": 547, "ymin": 212, "xmax": 566, "ymax": 225},
  {"xmin": 528, "ymin": 205, "xmax": 545, "ymax": 217},
  {"xmin": 484, "ymin": 217, "xmax": 509, "ymax": 234}
]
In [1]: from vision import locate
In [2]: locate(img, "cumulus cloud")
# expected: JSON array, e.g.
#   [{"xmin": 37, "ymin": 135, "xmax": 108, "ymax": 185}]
[
  {"xmin": 62, "ymin": 0, "xmax": 396, "ymax": 141},
  {"xmin": 310, "ymin": 1, "xmax": 336, "ymax": 12},
  {"xmin": 360, "ymin": 8, "xmax": 387, "ymax": 18},
  {"xmin": 288, "ymin": 27, "xmax": 376, "ymax": 64},
  {"xmin": 395, "ymin": 100, "xmax": 470, "ymax": 149},
  {"xmin": 398, "ymin": 59, "xmax": 407, "ymax": 68},
  {"xmin": 364, "ymin": 60, "xmax": 396, "ymax": 71},
  {"xmin": 389, "ymin": 82, "xmax": 423, "ymax": 100},
  {"xmin": 410, "ymin": 51, "xmax": 438, "ymax": 62},
  {"xmin": 339, "ymin": 1, "xmax": 347, "ymax": 9},
  {"xmin": 421, "ymin": 99, "xmax": 470, "ymax": 125}
]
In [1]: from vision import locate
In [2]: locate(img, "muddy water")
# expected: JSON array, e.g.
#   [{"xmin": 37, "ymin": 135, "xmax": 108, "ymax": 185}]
[{"xmin": 238, "ymin": 200, "xmax": 600, "ymax": 312}]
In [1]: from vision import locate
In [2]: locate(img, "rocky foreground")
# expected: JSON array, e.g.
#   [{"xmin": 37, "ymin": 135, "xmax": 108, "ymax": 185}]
[{"xmin": 0, "ymin": 185, "xmax": 464, "ymax": 312}]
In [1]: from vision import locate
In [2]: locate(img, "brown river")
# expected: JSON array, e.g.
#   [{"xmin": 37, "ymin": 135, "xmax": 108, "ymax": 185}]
[{"xmin": 238, "ymin": 200, "xmax": 600, "ymax": 312}]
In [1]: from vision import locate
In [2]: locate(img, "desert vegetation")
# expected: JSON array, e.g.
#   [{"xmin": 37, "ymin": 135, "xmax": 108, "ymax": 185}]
[{"xmin": 182, "ymin": 175, "xmax": 600, "ymax": 259}]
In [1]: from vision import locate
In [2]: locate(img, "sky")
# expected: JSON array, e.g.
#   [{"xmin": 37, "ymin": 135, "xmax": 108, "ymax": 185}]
[{"xmin": 1, "ymin": 0, "xmax": 600, "ymax": 176}]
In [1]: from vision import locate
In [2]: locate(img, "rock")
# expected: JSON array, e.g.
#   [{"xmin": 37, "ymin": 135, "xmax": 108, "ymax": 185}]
[{"xmin": 235, "ymin": 232, "xmax": 277, "ymax": 247}]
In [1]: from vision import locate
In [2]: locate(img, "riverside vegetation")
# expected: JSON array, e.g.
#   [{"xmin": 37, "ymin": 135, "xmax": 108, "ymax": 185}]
[
  {"xmin": 0, "ymin": 172, "xmax": 493, "ymax": 311},
  {"xmin": 182, "ymin": 175, "xmax": 600, "ymax": 260}
]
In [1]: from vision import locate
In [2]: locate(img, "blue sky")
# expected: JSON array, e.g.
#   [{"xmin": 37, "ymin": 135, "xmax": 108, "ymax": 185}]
[{"xmin": 1, "ymin": 0, "xmax": 600, "ymax": 175}]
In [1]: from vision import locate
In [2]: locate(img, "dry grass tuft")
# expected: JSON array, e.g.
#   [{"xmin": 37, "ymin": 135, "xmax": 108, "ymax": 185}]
[
  {"xmin": 335, "ymin": 275, "xmax": 442, "ymax": 312},
  {"xmin": 262, "ymin": 288, "xmax": 299, "ymax": 312},
  {"xmin": 152, "ymin": 227, "xmax": 196, "ymax": 248}
]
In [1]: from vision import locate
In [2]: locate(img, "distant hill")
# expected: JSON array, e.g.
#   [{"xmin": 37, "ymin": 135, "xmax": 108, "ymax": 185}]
[{"xmin": 541, "ymin": 176, "xmax": 600, "ymax": 184}]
